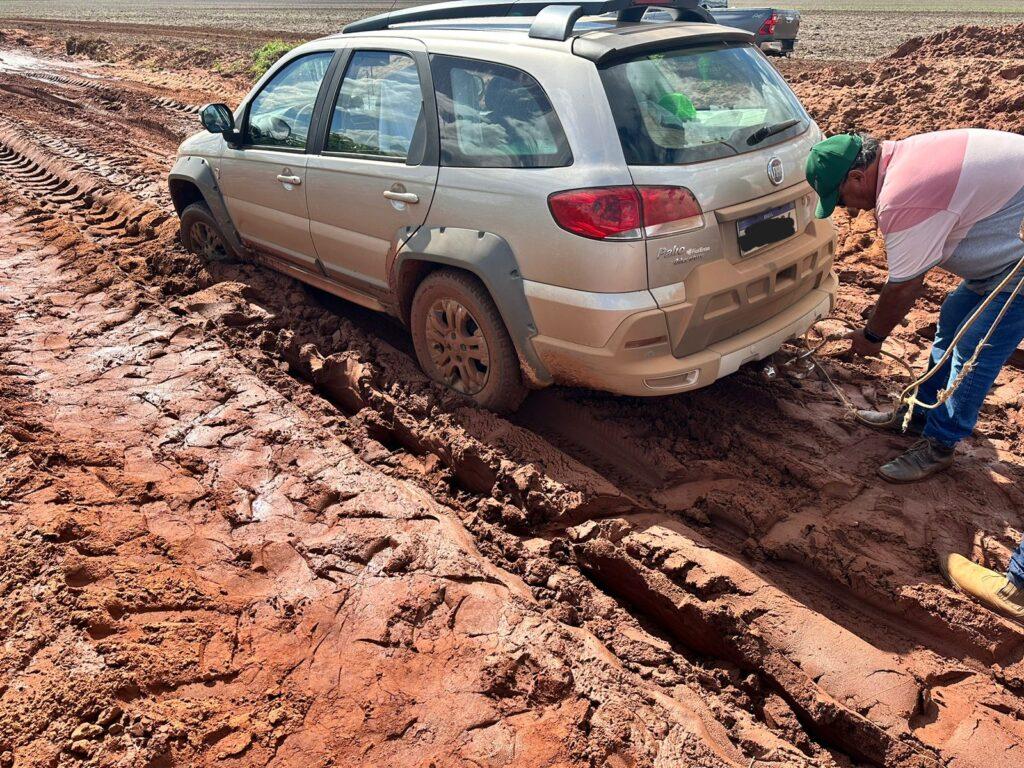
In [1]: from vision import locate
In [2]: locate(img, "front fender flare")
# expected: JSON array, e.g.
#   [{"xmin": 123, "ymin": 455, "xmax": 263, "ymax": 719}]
[
  {"xmin": 392, "ymin": 227, "xmax": 552, "ymax": 388},
  {"xmin": 168, "ymin": 155, "xmax": 246, "ymax": 256}
]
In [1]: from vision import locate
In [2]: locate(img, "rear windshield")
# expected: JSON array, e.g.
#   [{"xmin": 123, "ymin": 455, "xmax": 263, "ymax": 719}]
[{"xmin": 600, "ymin": 44, "xmax": 809, "ymax": 165}]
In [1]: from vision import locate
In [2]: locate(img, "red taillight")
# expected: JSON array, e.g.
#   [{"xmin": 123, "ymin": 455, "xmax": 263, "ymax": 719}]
[
  {"xmin": 638, "ymin": 186, "xmax": 703, "ymax": 237},
  {"xmin": 548, "ymin": 187, "xmax": 642, "ymax": 240},
  {"xmin": 759, "ymin": 12, "xmax": 778, "ymax": 36},
  {"xmin": 548, "ymin": 186, "xmax": 703, "ymax": 241}
]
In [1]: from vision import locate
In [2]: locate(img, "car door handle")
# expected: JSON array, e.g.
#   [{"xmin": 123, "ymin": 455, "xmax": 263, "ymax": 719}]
[
  {"xmin": 276, "ymin": 174, "xmax": 302, "ymax": 185},
  {"xmin": 383, "ymin": 190, "xmax": 418, "ymax": 204}
]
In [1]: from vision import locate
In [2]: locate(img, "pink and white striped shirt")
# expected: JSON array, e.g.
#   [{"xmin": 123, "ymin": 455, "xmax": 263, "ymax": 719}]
[{"xmin": 876, "ymin": 129, "xmax": 1024, "ymax": 287}]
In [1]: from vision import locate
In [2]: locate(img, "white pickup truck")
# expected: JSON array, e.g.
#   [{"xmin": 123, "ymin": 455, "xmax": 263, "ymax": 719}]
[{"xmin": 695, "ymin": 1, "xmax": 802, "ymax": 55}]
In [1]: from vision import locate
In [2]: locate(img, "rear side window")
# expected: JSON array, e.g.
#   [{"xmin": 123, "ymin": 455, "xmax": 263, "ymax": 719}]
[
  {"xmin": 600, "ymin": 43, "xmax": 808, "ymax": 165},
  {"xmin": 326, "ymin": 51, "xmax": 425, "ymax": 161},
  {"xmin": 246, "ymin": 52, "xmax": 334, "ymax": 150},
  {"xmin": 430, "ymin": 55, "xmax": 572, "ymax": 168}
]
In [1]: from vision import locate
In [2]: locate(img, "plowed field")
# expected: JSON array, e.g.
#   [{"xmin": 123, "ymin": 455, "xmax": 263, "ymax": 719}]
[{"xmin": 1, "ymin": 18, "xmax": 1023, "ymax": 768}]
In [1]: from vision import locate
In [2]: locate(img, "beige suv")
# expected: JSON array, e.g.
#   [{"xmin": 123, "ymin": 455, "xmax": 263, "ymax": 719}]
[{"xmin": 168, "ymin": 0, "xmax": 836, "ymax": 412}]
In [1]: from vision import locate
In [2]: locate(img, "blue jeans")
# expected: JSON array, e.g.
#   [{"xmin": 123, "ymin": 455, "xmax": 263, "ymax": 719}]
[
  {"xmin": 917, "ymin": 282, "xmax": 1024, "ymax": 447},
  {"xmin": 918, "ymin": 282, "xmax": 1024, "ymax": 587},
  {"xmin": 1010, "ymin": 542, "xmax": 1024, "ymax": 588}
]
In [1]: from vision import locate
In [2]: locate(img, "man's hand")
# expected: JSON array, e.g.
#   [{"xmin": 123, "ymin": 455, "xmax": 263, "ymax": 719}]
[
  {"xmin": 844, "ymin": 328, "xmax": 884, "ymax": 358},
  {"xmin": 848, "ymin": 275, "xmax": 927, "ymax": 359}
]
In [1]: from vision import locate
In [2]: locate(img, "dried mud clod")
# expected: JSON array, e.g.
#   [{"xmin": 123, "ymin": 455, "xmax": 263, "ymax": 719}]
[{"xmin": 569, "ymin": 527, "xmax": 940, "ymax": 768}]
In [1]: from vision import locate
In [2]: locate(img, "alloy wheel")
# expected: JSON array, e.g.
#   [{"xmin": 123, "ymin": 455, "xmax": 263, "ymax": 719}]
[
  {"xmin": 425, "ymin": 298, "xmax": 490, "ymax": 394},
  {"xmin": 190, "ymin": 220, "xmax": 227, "ymax": 261}
]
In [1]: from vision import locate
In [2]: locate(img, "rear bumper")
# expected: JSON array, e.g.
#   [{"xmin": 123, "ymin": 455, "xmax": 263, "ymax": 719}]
[
  {"xmin": 525, "ymin": 270, "xmax": 837, "ymax": 397},
  {"xmin": 760, "ymin": 39, "xmax": 796, "ymax": 53}
]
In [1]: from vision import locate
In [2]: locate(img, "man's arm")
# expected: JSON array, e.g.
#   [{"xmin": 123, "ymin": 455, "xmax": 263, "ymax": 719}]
[
  {"xmin": 848, "ymin": 204, "xmax": 953, "ymax": 357},
  {"xmin": 867, "ymin": 276, "xmax": 927, "ymax": 337},
  {"xmin": 847, "ymin": 275, "xmax": 927, "ymax": 357}
]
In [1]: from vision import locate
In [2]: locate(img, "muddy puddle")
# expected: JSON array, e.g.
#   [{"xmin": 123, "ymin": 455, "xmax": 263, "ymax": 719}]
[{"xmin": 0, "ymin": 47, "xmax": 98, "ymax": 75}]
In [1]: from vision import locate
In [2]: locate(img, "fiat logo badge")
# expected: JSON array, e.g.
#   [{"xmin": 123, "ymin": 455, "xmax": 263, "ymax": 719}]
[{"xmin": 767, "ymin": 157, "xmax": 784, "ymax": 186}]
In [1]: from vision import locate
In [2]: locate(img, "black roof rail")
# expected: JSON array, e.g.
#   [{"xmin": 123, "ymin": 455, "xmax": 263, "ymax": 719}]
[{"xmin": 342, "ymin": 0, "xmax": 713, "ymax": 41}]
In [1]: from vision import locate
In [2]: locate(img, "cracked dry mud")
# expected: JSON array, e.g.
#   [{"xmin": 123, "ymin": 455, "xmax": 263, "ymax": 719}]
[{"xmin": 1, "ymin": 20, "xmax": 1023, "ymax": 768}]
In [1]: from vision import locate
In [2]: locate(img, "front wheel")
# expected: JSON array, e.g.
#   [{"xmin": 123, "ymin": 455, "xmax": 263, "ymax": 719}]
[
  {"xmin": 179, "ymin": 201, "xmax": 235, "ymax": 262},
  {"xmin": 410, "ymin": 269, "xmax": 528, "ymax": 413}
]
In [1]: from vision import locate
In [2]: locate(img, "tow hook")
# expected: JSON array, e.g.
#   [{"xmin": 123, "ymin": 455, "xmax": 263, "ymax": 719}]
[{"xmin": 762, "ymin": 349, "xmax": 815, "ymax": 382}]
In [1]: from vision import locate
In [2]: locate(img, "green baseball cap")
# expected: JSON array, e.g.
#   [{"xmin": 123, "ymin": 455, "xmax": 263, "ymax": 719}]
[{"xmin": 805, "ymin": 134, "xmax": 863, "ymax": 219}]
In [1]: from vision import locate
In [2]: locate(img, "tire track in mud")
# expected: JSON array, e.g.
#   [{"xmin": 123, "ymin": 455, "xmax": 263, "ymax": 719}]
[
  {"xmin": 0, "ymin": 60, "xmax": 125, "ymax": 106},
  {"xmin": 0, "ymin": 139, "xmax": 169, "ymax": 246},
  {"xmin": 0, "ymin": 115, "xmax": 161, "ymax": 194},
  {"xmin": 572, "ymin": 532, "xmax": 941, "ymax": 768},
  {"xmin": 514, "ymin": 390, "xmax": 680, "ymax": 493},
  {"xmin": 151, "ymin": 96, "xmax": 202, "ymax": 115},
  {"xmin": 516, "ymin": 374, "xmax": 1024, "ymax": 664},
  {"xmin": 2, "ymin": 41, "xmax": 1024, "ymax": 767},
  {"xmin": 20, "ymin": 70, "xmax": 110, "ymax": 93}
]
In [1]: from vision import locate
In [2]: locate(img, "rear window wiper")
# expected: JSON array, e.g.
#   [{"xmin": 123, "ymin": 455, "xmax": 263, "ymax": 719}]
[{"xmin": 746, "ymin": 119, "xmax": 801, "ymax": 147}]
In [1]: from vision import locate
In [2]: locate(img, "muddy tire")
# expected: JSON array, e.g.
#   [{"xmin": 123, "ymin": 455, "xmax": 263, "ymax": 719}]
[
  {"xmin": 179, "ymin": 201, "xmax": 234, "ymax": 262},
  {"xmin": 411, "ymin": 269, "xmax": 528, "ymax": 413}
]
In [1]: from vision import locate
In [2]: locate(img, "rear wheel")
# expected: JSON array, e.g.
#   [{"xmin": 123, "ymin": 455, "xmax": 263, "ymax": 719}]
[
  {"xmin": 411, "ymin": 270, "xmax": 527, "ymax": 413},
  {"xmin": 179, "ymin": 201, "xmax": 233, "ymax": 262}
]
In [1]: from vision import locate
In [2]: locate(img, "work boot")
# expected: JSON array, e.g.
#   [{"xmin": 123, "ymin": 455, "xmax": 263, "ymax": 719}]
[
  {"xmin": 939, "ymin": 553, "xmax": 1024, "ymax": 626},
  {"xmin": 856, "ymin": 406, "xmax": 925, "ymax": 435},
  {"xmin": 877, "ymin": 437, "xmax": 954, "ymax": 483}
]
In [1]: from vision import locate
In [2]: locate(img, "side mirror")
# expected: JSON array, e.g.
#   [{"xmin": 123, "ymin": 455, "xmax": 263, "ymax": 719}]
[{"xmin": 200, "ymin": 103, "xmax": 235, "ymax": 135}]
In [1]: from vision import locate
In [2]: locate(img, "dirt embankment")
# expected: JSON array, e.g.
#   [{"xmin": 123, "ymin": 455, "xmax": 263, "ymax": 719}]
[
  {"xmin": 1, "ymin": 18, "xmax": 1023, "ymax": 768},
  {"xmin": 1, "ymin": 25, "xmax": 257, "ymax": 104},
  {"xmin": 783, "ymin": 23, "xmax": 1024, "ymax": 138}
]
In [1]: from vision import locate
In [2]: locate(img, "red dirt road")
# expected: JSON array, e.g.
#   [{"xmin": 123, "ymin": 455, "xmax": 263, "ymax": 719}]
[
  {"xmin": 1, "ymin": 204, "xmax": 693, "ymax": 767},
  {"xmin": 1, "ymin": 20, "xmax": 1024, "ymax": 768}
]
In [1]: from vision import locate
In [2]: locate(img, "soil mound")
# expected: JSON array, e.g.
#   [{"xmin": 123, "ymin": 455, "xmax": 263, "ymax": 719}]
[
  {"xmin": 785, "ymin": 23, "xmax": 1024, "ymax": 138},
  {"xmin": 889, "ymin": 23, "xmax": 1024, "ymax": 61},
  {"xmin": 64, "ymin": 35, "xmax": 112, "ymax": 59}
]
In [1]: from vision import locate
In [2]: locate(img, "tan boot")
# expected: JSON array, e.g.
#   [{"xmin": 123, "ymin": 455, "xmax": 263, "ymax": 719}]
[{"xmin": 939, "ymin": 553, "xmax": 1024, "ymax": 625}]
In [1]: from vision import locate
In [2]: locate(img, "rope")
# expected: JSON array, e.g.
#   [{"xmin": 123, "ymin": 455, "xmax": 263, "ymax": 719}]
[{"xmin": 781, "ymin": 250, "xmax": 1024, "ymax": 430}]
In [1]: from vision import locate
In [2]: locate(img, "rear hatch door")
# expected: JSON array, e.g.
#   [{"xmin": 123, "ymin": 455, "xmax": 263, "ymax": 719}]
[
  {"xmin": 598, "ymin": 40, "xmax": 826, "ymax": 354},
  {"xmin": 632, "ymin": 133, "xmax": 818, "ymax": 289}
]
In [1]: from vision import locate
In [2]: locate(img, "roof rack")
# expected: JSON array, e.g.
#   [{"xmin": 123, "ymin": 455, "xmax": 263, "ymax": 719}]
[{"xmin": 342, "ymin": 0, "xmax": 713, "ymax": 42}]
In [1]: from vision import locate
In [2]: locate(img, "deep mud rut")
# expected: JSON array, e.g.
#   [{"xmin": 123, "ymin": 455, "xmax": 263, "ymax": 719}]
[{"xmin": 1, "ymin": 22, "xmax": 1023, "ymax": 768}]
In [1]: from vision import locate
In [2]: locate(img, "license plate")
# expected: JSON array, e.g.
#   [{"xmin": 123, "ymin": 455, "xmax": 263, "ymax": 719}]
[{"xmin": 737, "ymin": 202, "xmax": 797, "ymax": 256}]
